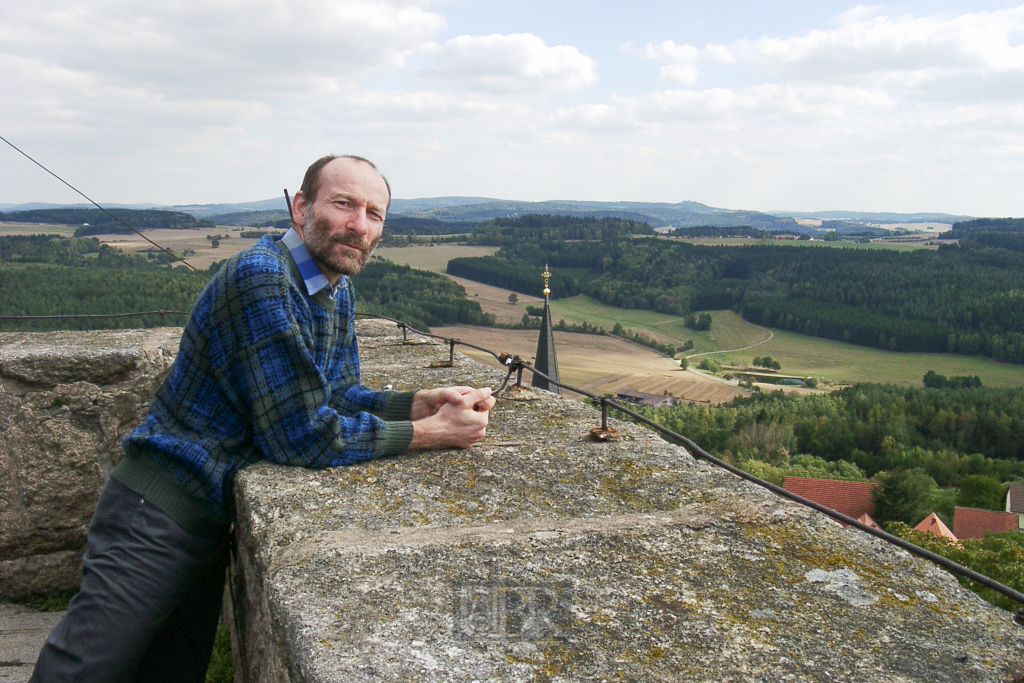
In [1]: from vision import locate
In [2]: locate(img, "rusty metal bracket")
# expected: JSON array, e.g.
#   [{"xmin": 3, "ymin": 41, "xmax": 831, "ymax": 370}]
[
  {"xmin": 429, "ymin": 339, "xmax": 458, "ymax": 367},
  {"xmin": 589, "ymin": 397, "xmax": 618, "ymax": 441}
]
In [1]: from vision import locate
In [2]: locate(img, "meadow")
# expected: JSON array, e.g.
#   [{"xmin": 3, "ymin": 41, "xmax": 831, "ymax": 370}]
[{"xmin": 548, "ymin": 297, "xmax": 1024, "ymax": 389}]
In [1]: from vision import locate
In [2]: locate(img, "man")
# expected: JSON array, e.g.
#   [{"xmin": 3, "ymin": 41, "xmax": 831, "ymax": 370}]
[{"xmin": 31, "ymin": 155, "xmax": 495, "ymax": 682}]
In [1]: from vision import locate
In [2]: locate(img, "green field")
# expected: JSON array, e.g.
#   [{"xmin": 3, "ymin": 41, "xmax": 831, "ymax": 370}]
[
  {"xmin": 0, "ymin": 222, "xmax": 79, "ymax": 235},
  {"xmin": 375, "ymin": 241, "xmax": 1023, "ymax": 390},
  {"xmin": 548, "ymin": 295, "xmax": 1024, "ymax": 389}
]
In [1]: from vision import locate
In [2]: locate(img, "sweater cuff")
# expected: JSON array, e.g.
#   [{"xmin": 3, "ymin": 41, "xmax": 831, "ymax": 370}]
[
  {"xmin": 379, "ymin": 390, "xmax": 416, "ymax": 421},
  {"xmin": 377, "ymin": 420, "xmax": 415, "ymax": 457}
]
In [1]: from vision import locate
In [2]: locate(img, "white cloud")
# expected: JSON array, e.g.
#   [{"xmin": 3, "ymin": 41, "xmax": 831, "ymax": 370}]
[
  {"xmin": 0, "ymin": 0, "xmax": 445, "ymax": 100},
  {"xmin": 633, "ymin": 40, "xmax": 701, "ymax": 85},
  {"xmin": 709, "ymin": 5, "xmax": 1024, "ymax": 98},
  {"xmin": 637, "ymin": 5, "xmax": 1024, "ymax": 103},
  {"xmin": 422, "ymin": 33, "xmax": 597, "ymax": 93},
  {"xmin": 3, "ymin": 1, "xmax": 1024, "ymax": 215}
]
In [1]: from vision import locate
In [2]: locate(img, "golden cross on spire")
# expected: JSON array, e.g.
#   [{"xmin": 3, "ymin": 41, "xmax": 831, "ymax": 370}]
[{"xmin": 542, "ymin": 264, "xmax": 552, "ymax": 297}]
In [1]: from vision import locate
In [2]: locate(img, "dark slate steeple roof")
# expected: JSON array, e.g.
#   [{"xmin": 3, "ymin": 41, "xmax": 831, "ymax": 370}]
[{"xmin": 531, "ymin": 265, "xmax": 561, "ymax": 395}]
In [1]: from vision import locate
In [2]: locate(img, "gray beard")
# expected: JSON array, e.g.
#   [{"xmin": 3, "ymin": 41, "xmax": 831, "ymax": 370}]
[{"xmin": 302, "ymin": 210, "xmax": 378, "ymax": 277}]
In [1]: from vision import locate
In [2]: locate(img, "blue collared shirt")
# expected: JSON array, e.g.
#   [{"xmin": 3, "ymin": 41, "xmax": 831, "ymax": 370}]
[{"xmin": 281, "ymin": 227, "xmax": 339, "ymax": 297}]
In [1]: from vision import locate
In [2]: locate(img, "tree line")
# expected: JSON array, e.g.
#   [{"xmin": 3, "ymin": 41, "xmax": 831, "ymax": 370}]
[
  {"xmin": 631, "ymin": 383, "xmax": 1024, "ymax": 493},
  {"xmin": 464, "ymin": 214, "xmax": 655, "ymax": 246},
  {"xmin": 352, "ymin": 260, "xmax": 493, "ymax": 331},
  {"xmin": 1, "ymin": 208, "xmax": 214, "ymax": 235}
]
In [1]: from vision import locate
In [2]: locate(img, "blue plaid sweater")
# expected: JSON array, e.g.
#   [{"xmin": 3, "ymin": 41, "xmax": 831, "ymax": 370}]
[{"xmin": 114, "ymin": 230, "xmax": 415, "ymax": 534}]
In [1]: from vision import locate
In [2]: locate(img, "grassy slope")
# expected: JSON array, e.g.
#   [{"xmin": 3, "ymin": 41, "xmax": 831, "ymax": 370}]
[
  {"xmin": 373, "ymin": 244, "xmax": 1024, "ymax": 389},
  {"xmin": 549, "ymin": 295, "xmax": 1024, "ymax": 389}
]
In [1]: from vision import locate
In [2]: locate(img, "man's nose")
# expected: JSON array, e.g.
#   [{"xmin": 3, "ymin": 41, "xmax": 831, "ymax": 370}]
[{"xmin": 345, "ymin": 208, "xmax": 370, "ymax": 237}]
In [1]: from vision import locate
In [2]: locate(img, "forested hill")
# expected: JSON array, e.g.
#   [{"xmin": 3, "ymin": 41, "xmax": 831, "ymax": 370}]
[
  {"xmin": 394, "ymin": 198, "xmax": 803, "ymax": 231},
  {"xmin": 944, "ymin": 218, "xmax": 1024, "ymax": 238},
  {"xmin": 943, "ymin": 218, "xmax": 1024, "ymax": 253},
  {"xmin": 448, "ymin": 218, "xmax": 1024, "ymax": 363},
  {"xmin": 0, "ymin": 208, "xmax": 214, "ymax": 236},
  {"xmin": 0, "ymin": 234, "xmax": 492, "ymax": 333}
]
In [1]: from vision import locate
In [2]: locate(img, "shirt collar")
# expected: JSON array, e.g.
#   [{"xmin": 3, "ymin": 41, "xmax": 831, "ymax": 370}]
[{"xmin": 281, "ymin": 227, "xmax": 339, "ymax": 296}]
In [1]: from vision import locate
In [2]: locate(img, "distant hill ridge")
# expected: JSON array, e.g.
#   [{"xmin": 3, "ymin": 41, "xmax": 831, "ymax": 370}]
[{"xmin": 1, "ymin": 197, "xmax": 978, "ymax": 231}]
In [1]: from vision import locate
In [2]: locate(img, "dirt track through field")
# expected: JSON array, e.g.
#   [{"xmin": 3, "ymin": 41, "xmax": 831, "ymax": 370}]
[{"xmin": 434, "ymin": 325, "xmax": 747, "ymax": 404}]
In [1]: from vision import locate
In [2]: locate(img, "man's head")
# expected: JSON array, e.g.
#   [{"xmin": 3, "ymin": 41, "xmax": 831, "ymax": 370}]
[{"xmin": 292, "ymin": 155, "xmax": 390, "ymax": 283}]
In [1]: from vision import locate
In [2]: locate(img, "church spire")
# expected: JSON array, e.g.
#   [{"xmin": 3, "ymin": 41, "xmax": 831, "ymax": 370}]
[{"xmin": 532, "ymin": 264, "xmax": 561, "ymax": 394}]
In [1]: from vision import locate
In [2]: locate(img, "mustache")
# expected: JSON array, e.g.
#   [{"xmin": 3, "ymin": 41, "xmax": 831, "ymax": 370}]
[{"xmin": 330, "ymin": 234, "xmax": 375, "ymax": 252}]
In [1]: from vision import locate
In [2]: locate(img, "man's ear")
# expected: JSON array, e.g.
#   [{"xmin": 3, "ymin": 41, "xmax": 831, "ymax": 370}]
[{"xmin": 292, "ymin": 191, "xmax": 308, "ymax": 233}]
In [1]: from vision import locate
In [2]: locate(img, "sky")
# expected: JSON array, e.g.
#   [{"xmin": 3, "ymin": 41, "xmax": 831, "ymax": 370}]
[{"xmin": 2, "ymin": 0, "xmax": 1024, "ymax": 216}]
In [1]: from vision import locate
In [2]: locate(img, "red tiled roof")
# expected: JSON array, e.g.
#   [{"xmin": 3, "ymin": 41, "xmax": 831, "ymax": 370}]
[
  {"xmin": 914, "ymin": 512, "xmax": 957, "ymax": 541},
  {"xmin": 858, "ymin": 513, "xmax": 882, "ymax": 530},
  {"xmin": 782, "ymin": 476, "xmax": 878, "ymax": 521},
  {"xmin": 953, "ymin": 506, "xmax": 1019, "ymax": 539}
]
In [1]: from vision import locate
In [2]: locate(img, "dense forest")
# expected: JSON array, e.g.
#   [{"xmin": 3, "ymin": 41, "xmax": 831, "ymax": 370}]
[
  {"xmin": 631, "ymin": 383, "xmax": 1024, "ymax": 524},
  {"xmin": 670, "ymin": 226, "xmax": 771, "ymax": 238},
  {"xmin": 465, "ymin": 213, "xmax": 655, "ymax": 245},
  {"xmin": 352, "ymin": 260, "xmax": 493, "ymax": 330},
  {"xmin": 943, "ymin": 217, "xmax": 1024, "ymax": 238},
  {"xmin": 448, "ymin": 216, "xmax": 1024, "ymax": 363},
  {"xmin": 0, "ymin": 236, "xmax": 210, "ymax": 330},
  {"xmin": 0, "ymin": 208, "xmax": 214, "ymax": 235},
  {"xmin": 942, "ymin": 219, "xmax": 1024, "ymax": 253},
  {"xmin": 0, "ymin": 234, "xmax": 488, "ymax": 332},
  {"xmin": 207, "ymin": 209, "xmax": 289, "ymax": 228}
]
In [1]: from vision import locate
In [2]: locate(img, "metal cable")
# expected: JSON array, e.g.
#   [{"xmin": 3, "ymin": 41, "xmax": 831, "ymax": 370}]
[
  {"xmin": 1, "ymin": 292, "xmax": 1021, "ymax": 611},
  {"xmin": 0, "ymin": 135, "xmax": 197, "ymax": 270},
  {"xmin": 0, "ymin": 311, "xmax": 189, "ymax": 321},
  {"xmin": 356, "ymin": 313, "xmax": 1024, "ymax": 616}
]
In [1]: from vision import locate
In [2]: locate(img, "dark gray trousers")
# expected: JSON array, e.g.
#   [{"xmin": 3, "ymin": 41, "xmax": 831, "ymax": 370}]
[{"xmin": 30, "ymin": 478, "xmax": 229, "ymax": 683}]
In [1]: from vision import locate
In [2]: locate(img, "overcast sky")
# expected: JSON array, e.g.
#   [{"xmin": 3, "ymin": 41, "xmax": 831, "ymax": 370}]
[{"xmin": 3, "ymin": 0, "xmax": 1024, "ymax": 216}]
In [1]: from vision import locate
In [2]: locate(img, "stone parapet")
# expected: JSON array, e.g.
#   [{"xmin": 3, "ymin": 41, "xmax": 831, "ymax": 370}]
[
  {"xmin": 3, "ymin": 323, "xmax": 1022, "ymax": 680},
  {"xmin": 233, "ymin": 320, "xmax": 1024, "ymax": 682},
  {"xmin": 0, "ymin": 328, "xmax": 180, "ymax": 600}
]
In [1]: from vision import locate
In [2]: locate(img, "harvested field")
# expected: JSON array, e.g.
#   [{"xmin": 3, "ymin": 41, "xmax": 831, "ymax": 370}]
[
  {"xmin": 99, "ymin": 227, "xmax": 263, "ymax": 270},
  {"xmin": 374, "ymin": 245, "xmax": 538, "ymax": 325},
  {"xmin": 448, "ymin": 276, "xmax": 543, "ymax": 325},
  {"xmin": 433, "ymin": 325, "xmax": 747, "ymax": 404},
  {"xmin": 0, "ymin": 222, "xmax": 267, "ymax": 270}
]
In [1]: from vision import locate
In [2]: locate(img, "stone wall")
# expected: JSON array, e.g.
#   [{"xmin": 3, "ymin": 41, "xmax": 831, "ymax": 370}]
[
  {"xmin": 3, "ymin": 325, "xmax": 1024, "ymax": 681},
  {"xmin": 233, "ymin": 321, "xmax": 1024, "ymax": 682},
  {"xmin": 0, "ymin": 328, "xmax": 179, "ymax": 600}
]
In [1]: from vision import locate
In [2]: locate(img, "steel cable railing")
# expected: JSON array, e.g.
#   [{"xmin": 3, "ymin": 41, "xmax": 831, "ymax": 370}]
[
  {"xmin": 358, "ymin": 313, "xmax": 1024, "ymax": 621},
  {"xmin": 2, "ymin": 307, "xmax": 1021, "ymax": 619},
  {"xmin": 0, "ymin": 311, "xmax": 189, "ymax": 321}
]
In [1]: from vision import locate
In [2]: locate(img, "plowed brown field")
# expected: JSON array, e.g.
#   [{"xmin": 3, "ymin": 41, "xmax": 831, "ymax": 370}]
[{"xmin": 433, "ymin": 325, "xmax": 746, "ymax": 404}]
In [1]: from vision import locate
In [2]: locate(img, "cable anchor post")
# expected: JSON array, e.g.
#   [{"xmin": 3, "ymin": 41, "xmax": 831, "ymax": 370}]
[{"xmin": 589, "ymin": 396, "xmax": 618, "ymax": 441}]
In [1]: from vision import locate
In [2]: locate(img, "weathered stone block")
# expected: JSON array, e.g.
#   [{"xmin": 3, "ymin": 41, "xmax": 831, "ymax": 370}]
[
  {"xmin": 0, "ymin": 328, "xmax": 179, "ymax": 600},
  {"xmin": 233, "ymin": 320, "xmax": 1024, "ymax": 682}
]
